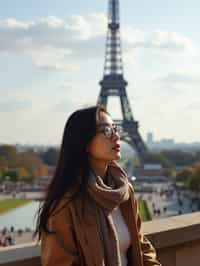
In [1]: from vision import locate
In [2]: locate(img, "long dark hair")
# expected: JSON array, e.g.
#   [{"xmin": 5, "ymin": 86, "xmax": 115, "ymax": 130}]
[{"xmin": 33, "ymin": 105, "xmax": 108, "ymax": 242}]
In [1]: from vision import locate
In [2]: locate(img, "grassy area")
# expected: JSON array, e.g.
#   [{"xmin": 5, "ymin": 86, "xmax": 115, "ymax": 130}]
[
  {"xmin": 0, "ymin": 198, "xmax": 150, "ymax": 221},
  {"xmin": 138, "ymin": 200, "xmax": 152, "ymax": 222},
  {"xmin": 0, "ymin": 199, "xmax": 32, "ymax": 215}
]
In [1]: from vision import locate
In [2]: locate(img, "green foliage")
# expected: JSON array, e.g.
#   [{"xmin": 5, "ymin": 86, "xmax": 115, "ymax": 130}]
[
  {"xmin": 195, "ymin": 151, "xmax": 200, "ymax": 161},
  {"xmin": 3, "ymin": 169, "xmax": 19, "ymax": 182},
  {"xmin": 16, "ymin": 167, "xmax": 30, "ymax": 178},
  {"xmin": 39, "ymin": 147, "xmax": 59, "ymax": 166},
  {"xmin": 0, "ymin": 199, "xmax": 32, "ymax": 214},
  {"xmin": 0, "ymin": 145, "xmax": 18, "ymax": 168},
  {"xmin": 138, "ymin": 200, "xmax": 152, "ymax": 222},
  {"xmin": 0, "ymin": 145, "xmax": 49, "ymax": 181},
  {"xmin": 143, "ymin": 151, "xmax": 173, "ymax": 168},
  {"xmin": 143, "ymin": 149, "xmax": 200, "ymax": 170},
  {"xmin": 188, "ymin": 176, "xmax": 200, "ymax": 191},
  {"xmin": 18, "ymin": 151, "xmax": 48, "ymax": 177},
  {"xmin": 2, "ymin": 167, "xmax": 31, "ymax": 182},
  {"xmin": 176, "ymin": 167, "xmax": 193, "ymax": 182},
  {"xmin": 0, "ymin": 156, "xmax": 8, "ymax": 169},
  {"xmin": 176, "ymin": 161, "xmax": 200, "ymax": 192},
  {"xmin": 161, "ymin": 149, "xmax": 196, "ymax": 167}
]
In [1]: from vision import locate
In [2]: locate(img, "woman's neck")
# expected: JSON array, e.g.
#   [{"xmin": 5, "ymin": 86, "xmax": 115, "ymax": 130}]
[{"xmin": 89, "ymin": 158, "xmax": 108, "ymax": 180}]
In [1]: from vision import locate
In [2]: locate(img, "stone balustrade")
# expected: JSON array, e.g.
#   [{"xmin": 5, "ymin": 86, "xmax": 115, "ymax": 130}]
[{"xmin": 1, "ymin": 212, "xmax": 200, "ymax": 266}]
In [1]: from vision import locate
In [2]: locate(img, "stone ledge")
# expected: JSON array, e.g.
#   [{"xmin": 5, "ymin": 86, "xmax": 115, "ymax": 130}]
[
  {"xmin": 1, "ymin": 212, "xmax": 200, "ymax": 265},
  {"xmin": 0, "ymin": 242, "xmax": 40, "ymax": 264},
  {"xmin": 143, "ymin": 211, "xmax": 200, "ymax": 249}
]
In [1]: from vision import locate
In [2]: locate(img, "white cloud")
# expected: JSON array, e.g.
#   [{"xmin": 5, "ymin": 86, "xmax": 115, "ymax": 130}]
[
  {"xmin": 157, "ymin": 71, "xmax": 200, "ymax": 85},
  {"xmin": 123, "ymin": 28, "xmax": 194, "ymax": 53},
  {"xmin": 0, "ymin": 15, "xmax": 195, "ymax": 72},
  {"xmin": 31, "ymin": 47, "xmax": 79, "ymax": 71},
  {"xmin": 0, "ymin": 15, "xmax": 106, "ymax": 70},
  {"xmin": 147, "ymin": 30, "xmax": 193, "ymax": 52},
  {"xmin": 153, "ymin": 71, "xmax": 200, "ymax": 99},
  {"xmin": 0, "ymin": 13, "xmax": 199, "ymax": 144},
  {"xmin": 0, "ymin": 18, "xmax": 33, "ymax": 29},
  {"xmin": 0, "ymin": 15, "xmax": 106, "ymax": 52}
]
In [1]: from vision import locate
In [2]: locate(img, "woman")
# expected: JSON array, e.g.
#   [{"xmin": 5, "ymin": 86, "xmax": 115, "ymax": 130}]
[{"xmin": 34, "ymin": 105, "xmax": 161, "ymax": 266}]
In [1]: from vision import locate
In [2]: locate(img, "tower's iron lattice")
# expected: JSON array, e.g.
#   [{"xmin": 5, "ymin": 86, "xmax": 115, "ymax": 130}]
[{"xmin": 97, "ymin": 0, "xmax": 147, "ymax": 164}]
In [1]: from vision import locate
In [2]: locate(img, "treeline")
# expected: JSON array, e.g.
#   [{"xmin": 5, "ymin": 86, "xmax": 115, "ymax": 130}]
[
  {"xmin": 143, "ymin": 150, "xmax": 200, "ymax": 168},
  {"xmin": 1, "ymin": 144, "xmax": 200, "ymax": 188},
  {"xmin": 0, "ymin": 145, "xmax": 59, "ymax": 182},
  {"xmin": 143, "ymin": 150, "xmax": 200, "ymax": 192},
  {"xmin": 176, "ymin": 162, "xmax": 200, "ymax": 192}
]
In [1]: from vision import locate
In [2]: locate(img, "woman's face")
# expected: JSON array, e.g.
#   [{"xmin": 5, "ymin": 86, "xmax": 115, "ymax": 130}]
[{"xmin": 86, "ymin": 111, "xmax": 121, "ymax": 162}]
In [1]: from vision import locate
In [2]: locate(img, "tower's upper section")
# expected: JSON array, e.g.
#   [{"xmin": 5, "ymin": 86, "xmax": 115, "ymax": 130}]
[
  {"xmin": 108, "ymin": 0, "xmax": 119, "ymax": 28},
  {"xmin": 103, "ymin": 0, "xmax": 124, "ymax": 76}
]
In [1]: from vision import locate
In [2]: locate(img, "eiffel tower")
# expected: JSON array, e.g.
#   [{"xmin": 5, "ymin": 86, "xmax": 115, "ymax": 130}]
[{"xmin": 97, "ymin": 0, "xmax": 148, "ymax": 164}]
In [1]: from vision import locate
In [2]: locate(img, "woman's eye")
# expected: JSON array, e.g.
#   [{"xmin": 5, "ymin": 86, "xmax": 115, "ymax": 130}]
[{"xmin": 105, "ymin": 127, "xmax": 111, "ymax": 133}]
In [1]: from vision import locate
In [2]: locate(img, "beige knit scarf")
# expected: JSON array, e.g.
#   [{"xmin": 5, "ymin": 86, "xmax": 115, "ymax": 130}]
[{"xmin": 87, "ymin": 161, "xmax": 130, "ymax": 266}]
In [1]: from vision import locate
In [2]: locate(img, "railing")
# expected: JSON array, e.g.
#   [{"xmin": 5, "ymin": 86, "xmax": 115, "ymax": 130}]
[{"xmin": 1, "ymin": 212, "xmax": 200, "ymax": 266}]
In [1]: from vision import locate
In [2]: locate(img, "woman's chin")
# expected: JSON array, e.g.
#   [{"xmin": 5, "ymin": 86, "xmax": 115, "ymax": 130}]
[
  {"xmin": 115, "ymin": 154, "xmax": 121, "ymax": 160},
  {"xmin": 102, "ymin": 151, "xmax": 121, "ymax": 161},
  {"xmin": 112, "ymin": 151, "xmax": 121, "ymax": 160}
]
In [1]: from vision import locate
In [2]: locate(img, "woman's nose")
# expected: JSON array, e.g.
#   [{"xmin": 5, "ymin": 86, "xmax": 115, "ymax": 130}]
[{"xmin": 112, "ymin": 130, "xmax": 120, "ymax": 141}]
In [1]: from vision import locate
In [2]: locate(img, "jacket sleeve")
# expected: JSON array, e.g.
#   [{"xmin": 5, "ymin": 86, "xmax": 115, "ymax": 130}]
[
  {"xmin": 130, "ymin": 184, "xmax": 162, "ymax": 266},
  {"xmin": 40, "ymin": 200, "xmax": 81, "ymax": 266}
]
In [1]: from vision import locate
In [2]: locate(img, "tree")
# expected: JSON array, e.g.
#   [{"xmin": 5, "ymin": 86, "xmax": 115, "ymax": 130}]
[
  {"xmin": 0, "ymin": 145, "xmax": 18, "ymax": 168},
  {"xmin": 194, "ymin": 161, "xmax": 200, "ymax": 174},
  {"xmin": 0, "ymin": 156, "xmax": 8, "ymax": 174},
  {"xmin": 161, "ymin": 150, "xmax": 195, "ymax": 167},
  {"xmin": 188, "ymin": 175, "xmax": 200, "ymax": 192},
  {"xmin": 143, "ymin": 151, "xmax": 173, "ymax": 168},
  {"xmin": 39, "ymin": 147, "xmax": 59, "ymax": 166},
  {"xmin": 18, "ymin": 151, "xmax": 48, "ymax": 178},
  {"xmin": 190, "ymin": 162, "xmax": 200, "ymax": 192},
  {"xmin": 3, "ymin": 169, "xmax": 19, "ymax": 182},
  {"xmin": 195, "ymin": 151, "xmax": 200, "ymax": 162},
  {"xmin": 16, "ymin": 167, "xmax": 30, "ymax": 179},
  {"xmin": 176, "ymin": 167, "xmax": 193, "ymax": 183},
  {"xmin": 176, "ymin": 162, "xmax": 200, "ymax": 192}
]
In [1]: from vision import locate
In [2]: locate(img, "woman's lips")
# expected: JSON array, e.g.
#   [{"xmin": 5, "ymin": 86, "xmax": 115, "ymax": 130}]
[{"xmin": 112, "ymin": 144, "xmax": 120, "ymax": 151}]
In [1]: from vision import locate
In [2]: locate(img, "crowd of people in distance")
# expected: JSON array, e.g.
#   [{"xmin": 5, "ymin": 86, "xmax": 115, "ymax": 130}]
[{"xmin": 0, "ymin": 226, "xmax": 16, "ymax": 247}]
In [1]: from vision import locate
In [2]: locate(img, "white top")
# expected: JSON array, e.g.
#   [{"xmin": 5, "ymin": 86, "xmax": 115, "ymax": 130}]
[{"xmin": 111, "ymin": 206, "xmax": 131, "ymax": 266}]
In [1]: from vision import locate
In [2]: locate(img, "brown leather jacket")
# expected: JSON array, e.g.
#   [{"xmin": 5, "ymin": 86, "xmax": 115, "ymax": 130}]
[{"xmin": 41, "ymin": 182, "xmax": 161, "ymax": 266}]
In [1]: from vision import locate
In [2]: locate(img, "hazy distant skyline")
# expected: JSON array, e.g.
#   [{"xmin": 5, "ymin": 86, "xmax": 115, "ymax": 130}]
[{"xmin": 0, "ymin": 0, "xmax": 200, "ymax": 145}]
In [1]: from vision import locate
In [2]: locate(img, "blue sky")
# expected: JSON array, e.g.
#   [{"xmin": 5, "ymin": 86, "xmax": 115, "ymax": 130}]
[{"xmin": 0, "ymin": 0, "xmax": 200, "ymax": 145}]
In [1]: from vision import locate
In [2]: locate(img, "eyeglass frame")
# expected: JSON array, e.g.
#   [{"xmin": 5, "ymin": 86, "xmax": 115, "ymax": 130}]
[{"xmin": 95, "ymin": 123, "xmax": 122, "ymax": 139}]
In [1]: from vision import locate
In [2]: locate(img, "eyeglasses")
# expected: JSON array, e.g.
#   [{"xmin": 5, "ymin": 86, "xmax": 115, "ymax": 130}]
[{"xmin": 96, "ymin": 123, "xmax": 122, "ymax": 139}]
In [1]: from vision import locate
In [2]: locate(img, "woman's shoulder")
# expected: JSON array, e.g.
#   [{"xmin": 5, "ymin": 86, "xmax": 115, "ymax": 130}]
[
  {"xmin": 49, "ymin": 187, "xmax": 79, "ymax": 217},
  {"xmin": 47, "ymin": 195, "xmax": 76, "ymax": 229},
  {"xmin": 47, "ymin": 187, "xmax": 84, "ymax": 229}
]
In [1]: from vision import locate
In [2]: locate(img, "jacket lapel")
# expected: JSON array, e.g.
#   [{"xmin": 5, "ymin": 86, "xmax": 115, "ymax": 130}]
[
  {"xmin": 77, "ymin": 196, "xmax": 105, "ymax": 266},
  {"xmin": 84, "ymin": 222, "xmax": 105, "ymax": 266},
  {"xmin": 120, "ymin": 194, "xmax": 143, "ymax": 266}
]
